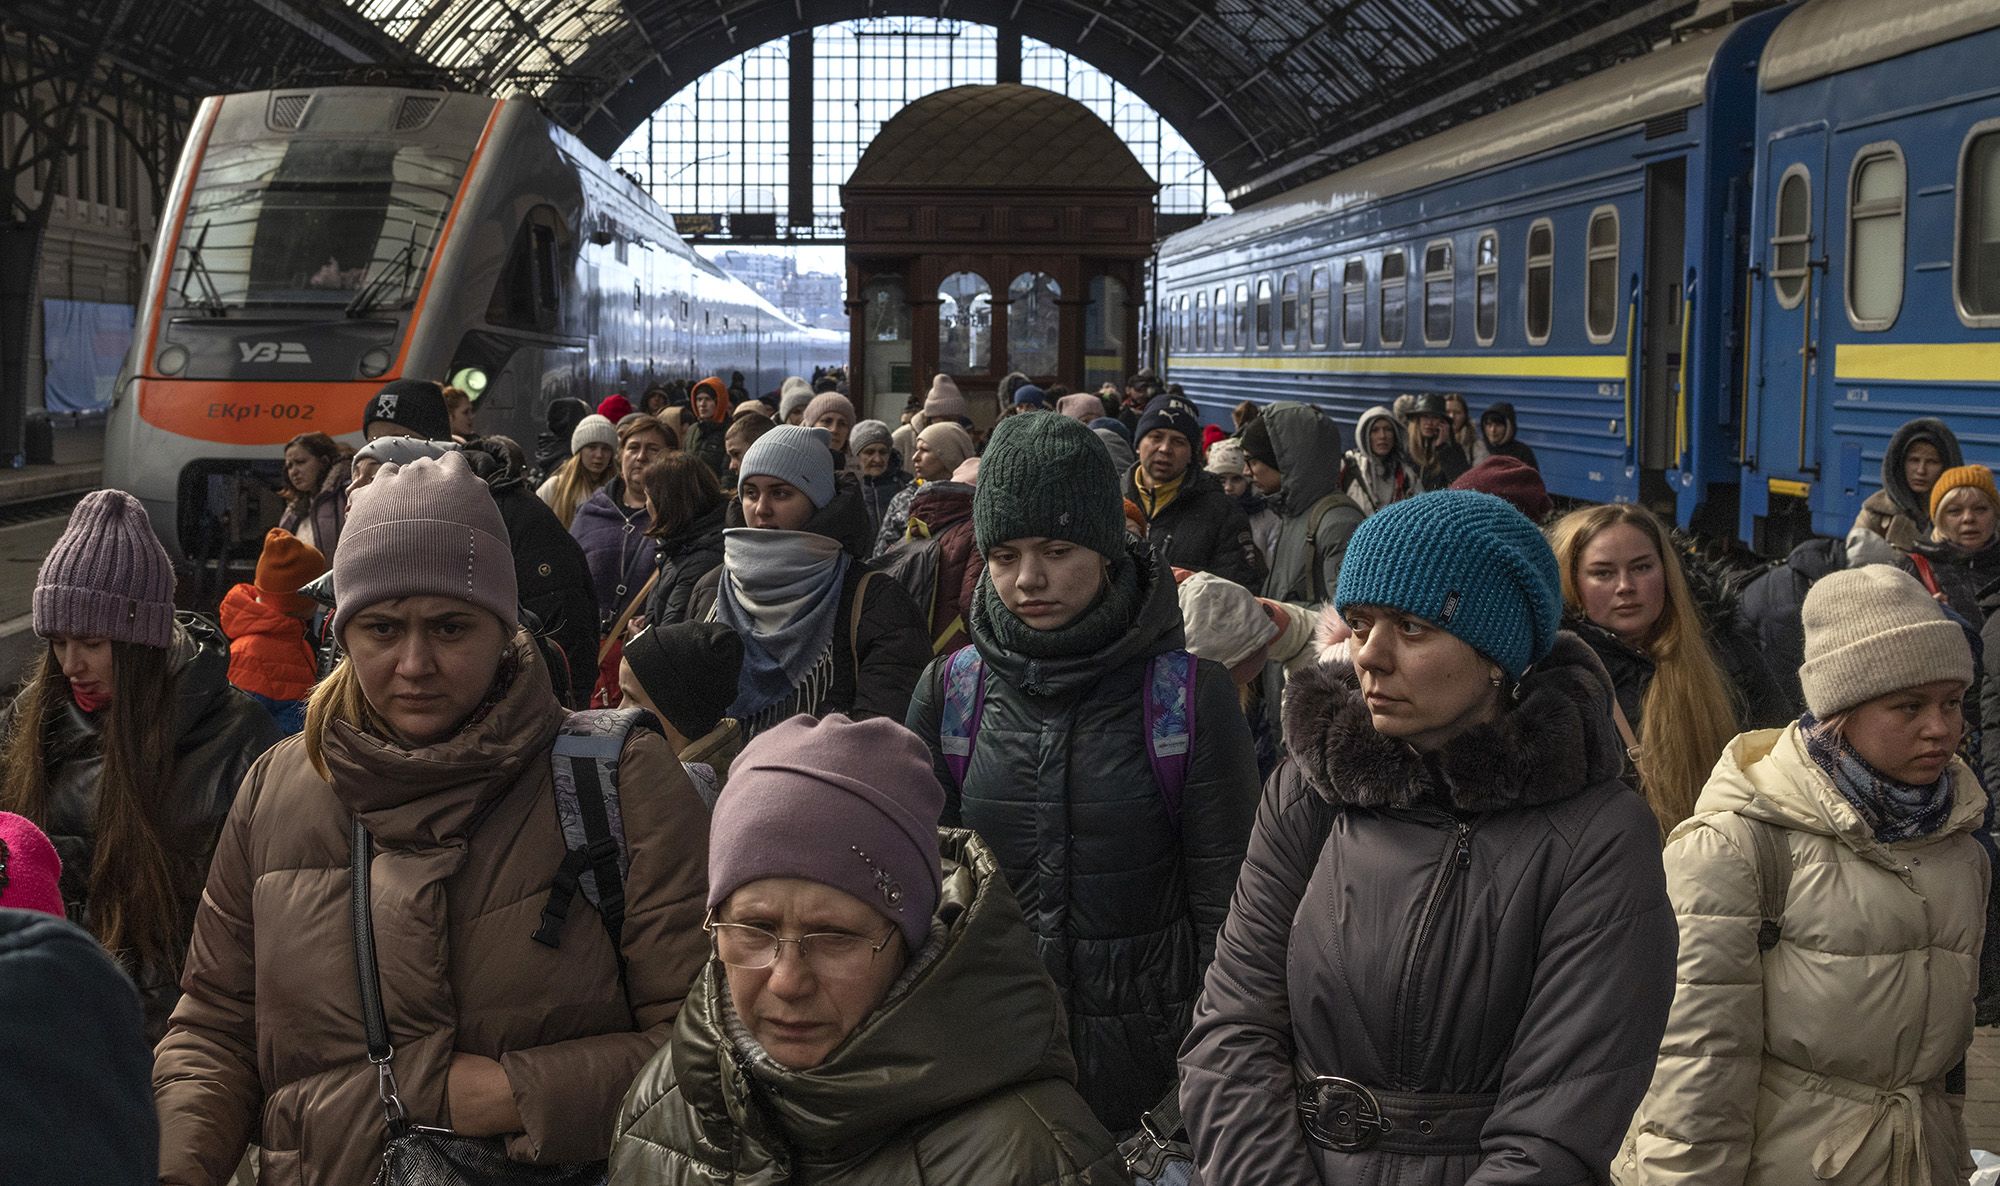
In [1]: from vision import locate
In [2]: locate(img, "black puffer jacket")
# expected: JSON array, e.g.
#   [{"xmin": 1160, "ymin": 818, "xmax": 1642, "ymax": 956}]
[
  {"xmin": 0, "ymin": 911, "xmax": 158, "ymax": 1186},
  {"xmin": 906, "ymin": 542, "xmax": 1261, "ymax": 1134},
  {"xmin": 1984, "ymin": 577, "xmax": 2000, "ymax": 797},
  {"xmin": 642, "ymin": 503, "xmax": 726, "ymax": 629},
  {"xmin": 489, "ymin": 476, "xmax": 599, "ymax": 709},
  {"xmin": 1123, "ymin": 464, "xmax": 1264, "ymax": 588},
  {"xmin": 1900, "ymin": 534, "xmax": 2000, "ymax": 628},
  {"xmin": 1568, "ymin": 614, "xmax": 1791, "ymax": 737},
  {"xmin": 1180, "ymin": 636, "xmax": 1676, "ymax": 1185},
  {"xmin": 0, "ymin": 616, "xmax": 279, "ymax": 1039},
  {"xmin": 1738, "ymin": 537, "xmax": 1847, "ymax": 717}
]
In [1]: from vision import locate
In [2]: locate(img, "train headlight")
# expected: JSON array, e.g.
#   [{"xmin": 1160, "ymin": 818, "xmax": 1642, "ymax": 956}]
[
  {"xmin": 157, "ymin": 344, "xmax": 189, "ymax": 376},
  {"xmin": 358, "ymin": 347, "xmax": 392, "ymax": 379},
  {"xmin": 451, "ymin": 367, "xmax": 489, "ymax": 400}
]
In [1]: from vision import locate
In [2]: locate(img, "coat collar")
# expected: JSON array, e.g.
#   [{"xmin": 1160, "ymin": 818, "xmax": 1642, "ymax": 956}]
[{"xmin": 1282, "ymin": 632, "xmax": 1627, "ymax": 813}]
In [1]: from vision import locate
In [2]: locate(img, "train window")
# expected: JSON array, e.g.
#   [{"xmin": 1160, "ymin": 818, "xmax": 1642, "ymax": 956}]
[
  {"xmin": 1235, "ymin": 282, "xmax": 1250, "ymax": 348},
  {"xmin": 1342, "ymin": 259, "xmax": 1366, "ymax": 347},
  {"xmin": 1196, "ymin": 290, "xmax": 1209, "ymax": 349},
  {"xmin": 1309, "ymin": 266, "xmax": 1332, "ymax": 347},
  {"xmin": 1525, "ymin": 220, "xmax": 1553, "ymax": 345},
  {"xmin": 1585, "ymin": 208, "xmax": 1619, "ymax": 344},
  {"xmin": 1772, "ymin": 167, "xmax": 1812, "ymax": 310},
  {"xmin": 1256, "ymin": 278, "xmax": 1274, "ymax": 347},
  {"xmin": 489, "ymin": 209, "xmax": 565, "ymax": 332},
  {"xmin": 1957, "ymin": 126, "xmax": 2000, "ymax": 322},
  {"xmin": 1379, "ymin": 251, "xmax": 1407, "ymax": 347},
  {"xmin": 1423, "ymin": 240, "xmax": 1454, "ymax": 346},
  {"xmin": 1475, "ymin": 231, "xmax": 1499, "ymax": 346},
  {"xmin": 1281, "ymin": 273, "xmax": 1301, "ymax": 348},
  {"xmin": 1214, "ymin": 286, "xmax": 1228, "ymax": 347},
  {"xmin": 1847, "ymin": 146, "xmax": 1905, "ymax": 331}
]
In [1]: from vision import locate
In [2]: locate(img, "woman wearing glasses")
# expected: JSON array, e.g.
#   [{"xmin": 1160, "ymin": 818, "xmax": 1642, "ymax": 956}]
[{"xmin": 609, "ymin": 713, "xmax": 1127, "ymax": 1184}]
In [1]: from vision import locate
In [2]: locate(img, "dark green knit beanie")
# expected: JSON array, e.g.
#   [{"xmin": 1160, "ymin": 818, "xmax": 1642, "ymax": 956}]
[{"xmin": 974, "ymin": 412, "xmax": 1126, "ymax": 559}]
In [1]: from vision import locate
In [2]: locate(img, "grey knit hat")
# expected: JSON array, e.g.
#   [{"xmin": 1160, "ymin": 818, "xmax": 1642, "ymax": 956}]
[
  {"xmin": 849, "ymin": 419, "xmax": 893, "ymax": 456},
  {"xmin": 1800, "ymin": 565, "xmax": 1973, "ymax": 718},
  {"xmin": 975, "ymin": 413, "xmax": 1125, "ymax": 559},
  {"xmin": 740, "ymin": 425, "xmax": 837, "ymax": 508},
  {"xmin": 570, "ymin": 413, "xmax": 618, "ymax": 454},
  {"xmin": 34, "ymin": 491, "xmax": 175, "ymax": 648},
  {"xmin": 332, "ymin": 451, "xmax": 518, "ymax": 638}
]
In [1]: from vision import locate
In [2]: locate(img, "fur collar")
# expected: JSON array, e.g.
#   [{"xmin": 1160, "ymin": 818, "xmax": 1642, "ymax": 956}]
[{"xmin": 1282, "ymin": 632, "xmax": 1625, "ymax": 812}]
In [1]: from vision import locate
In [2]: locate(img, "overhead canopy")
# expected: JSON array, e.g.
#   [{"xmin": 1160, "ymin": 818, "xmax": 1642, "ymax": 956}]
[{"xmin": 12, "ymin": 0, "xmax": 1703, "ymax": 205}]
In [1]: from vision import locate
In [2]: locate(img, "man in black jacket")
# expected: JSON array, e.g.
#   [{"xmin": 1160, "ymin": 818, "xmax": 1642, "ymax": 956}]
[{"xmin": 1122, "ymin": 394, "xmax": 1264, "ymax": 588}]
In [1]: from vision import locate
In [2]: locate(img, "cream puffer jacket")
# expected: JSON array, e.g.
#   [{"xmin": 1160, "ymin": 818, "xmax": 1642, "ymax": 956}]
[{"xmin": 1616, "ymin": 723, "xmax": 1988, "ymax": 1186}]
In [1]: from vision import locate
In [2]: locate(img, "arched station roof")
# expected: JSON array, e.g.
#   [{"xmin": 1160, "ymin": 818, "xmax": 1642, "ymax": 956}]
[
  {"xmin": 12, "ymin": 0, "xmax": 1704, "ymax": 205},
  {"xmin": 848, "ymin": 85, "xmax": 1155, "ymax": 192}
]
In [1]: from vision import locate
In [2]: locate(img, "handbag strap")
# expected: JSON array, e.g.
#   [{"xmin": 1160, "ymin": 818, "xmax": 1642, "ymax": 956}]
[{"xmin": 350, "ymin": 818, "xmax": 409, "ymax": 1133}]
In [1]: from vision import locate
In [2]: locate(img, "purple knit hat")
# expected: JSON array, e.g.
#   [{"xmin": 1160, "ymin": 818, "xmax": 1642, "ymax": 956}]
[
  {"xmin": 712, "ymin": 714, "xmax": 945, "ymax": 949},
  {"xmin": 33, "ymin": 490, "xmax": 174, "ymax": 648},
  {"xmin": 332, "ymin": 451, "xmax": 517, "ymax": 639}
]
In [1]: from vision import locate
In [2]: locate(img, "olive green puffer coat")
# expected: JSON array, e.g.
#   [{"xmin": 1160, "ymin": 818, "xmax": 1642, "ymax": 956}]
[{"xmin": 608, "ymin": 829, "xmax": 1130, "ymax": 1186}]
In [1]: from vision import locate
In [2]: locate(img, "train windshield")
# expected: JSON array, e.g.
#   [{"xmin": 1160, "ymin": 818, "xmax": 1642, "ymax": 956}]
[{"xmin": 167, "ymin": 138, "xmax": 470, "ymax": 314}]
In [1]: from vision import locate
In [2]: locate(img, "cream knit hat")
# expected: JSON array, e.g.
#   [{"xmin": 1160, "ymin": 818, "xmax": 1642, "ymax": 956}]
[{"xmin": 1799, "ymin": 565, "xmax": 1972, "ymax": 718}]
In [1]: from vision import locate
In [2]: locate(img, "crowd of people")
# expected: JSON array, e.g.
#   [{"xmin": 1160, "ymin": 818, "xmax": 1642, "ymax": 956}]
[{"xmin": 1, "ymin": 361, "xmax": 1997, "ymax": 1186}]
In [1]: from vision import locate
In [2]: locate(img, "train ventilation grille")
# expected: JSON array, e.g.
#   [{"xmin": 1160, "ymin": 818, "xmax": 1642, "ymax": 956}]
[
  {"xmin": 395, "ymin": 96, "xmax": 443, "ymax": 131},
  {"xmin": 269, "ymin": 94, "xmax": 312, "ymax": 130},
  {"xmin": 1644, "ymin": 111, "xmax": 1689, "ymax": 140}
]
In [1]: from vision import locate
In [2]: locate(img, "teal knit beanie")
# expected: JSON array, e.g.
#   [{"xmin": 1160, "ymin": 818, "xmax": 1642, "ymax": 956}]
[
  {"xmin": 1333, "ymin": 490, "xmax": 1561, "ymax": 680},
  {"xmin": 974, "ymin": 413, "xmax": 1125, "ymax": 559}
]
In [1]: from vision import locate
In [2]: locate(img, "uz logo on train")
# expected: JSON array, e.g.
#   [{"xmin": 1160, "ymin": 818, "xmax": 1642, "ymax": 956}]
[{"xmin": 238, "ymin": 341, "xmax": 313, "ymax": 364}]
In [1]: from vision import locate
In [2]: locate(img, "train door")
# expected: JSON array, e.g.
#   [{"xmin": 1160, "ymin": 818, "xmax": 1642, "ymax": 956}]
[
  {"xmin": 1754, "ymin": 130, "xmax": 1829, "ymax": 486},
  {"xmin": 1639, "ymin": 158, "xmax": 1688, "ymax": 503}
]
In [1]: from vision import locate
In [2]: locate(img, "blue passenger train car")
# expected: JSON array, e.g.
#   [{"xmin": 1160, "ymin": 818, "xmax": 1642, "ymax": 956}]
[
  {"xmin": 1740, "ymin": 0, "xmax": 2000, "ymax": 544},
  {"xmin": 1156, "ymin": 0, "xmax": 2000, "ymax": 553}
]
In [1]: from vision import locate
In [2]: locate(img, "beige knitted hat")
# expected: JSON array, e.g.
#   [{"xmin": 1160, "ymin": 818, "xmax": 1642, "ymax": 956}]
[{"xmin": 1799, "ymin": 565, "xmax": 1972, "ymax": 718}]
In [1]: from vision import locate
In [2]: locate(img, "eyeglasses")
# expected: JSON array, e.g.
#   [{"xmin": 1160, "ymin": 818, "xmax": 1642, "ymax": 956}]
[{"xmin": 703, "ymin": 912, "xmax": 897, "ymax": 982}]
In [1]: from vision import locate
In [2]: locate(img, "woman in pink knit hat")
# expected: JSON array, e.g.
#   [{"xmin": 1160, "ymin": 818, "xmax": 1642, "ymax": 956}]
[{"xmin": 0, "ymin": 490, "xmax": 277, "ymax": 1041}]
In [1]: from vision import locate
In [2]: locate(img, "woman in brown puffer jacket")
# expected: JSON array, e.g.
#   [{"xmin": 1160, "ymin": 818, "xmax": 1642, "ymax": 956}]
[{"xmin": 153, "ymin": 452, "xmax": 711, "ymax": 1186}]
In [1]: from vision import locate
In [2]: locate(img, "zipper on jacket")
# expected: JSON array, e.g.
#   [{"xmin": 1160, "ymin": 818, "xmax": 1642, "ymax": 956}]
[{"xmin": 1388, "ymin": 816, "xmax": 1474, "ymax": 1089}]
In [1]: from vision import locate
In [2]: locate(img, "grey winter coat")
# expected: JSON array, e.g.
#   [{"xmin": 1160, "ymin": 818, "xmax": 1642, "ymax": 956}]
[
  {"xmin": 906, "ymin": 543, "xmax": 1262, "ymax": 1134},
  {"xmin": 1122, "ymin": 464, "xmax": 1265, "ymax": 587},
  {"xmin": 1256, "ymin": 403, "xmax": 1363, "ymax": 606},
  {"xmin": 1180, "ymin": 635, "xmax": 1677, "ymax": 1186}
]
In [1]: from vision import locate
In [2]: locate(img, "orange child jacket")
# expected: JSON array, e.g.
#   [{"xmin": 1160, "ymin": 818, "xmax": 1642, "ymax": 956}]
[{"xmin": 219, "ymin": 584, "xmax": 317, "ymax": 702}]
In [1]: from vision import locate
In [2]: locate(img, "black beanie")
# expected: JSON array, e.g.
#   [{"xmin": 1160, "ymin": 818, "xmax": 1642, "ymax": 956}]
[
  {"xmin": 1133, "ymin": 394, "xmax": 1205, "ymax": 455},
  {"xmin": 1240, "ymin": 415, "xmax": 1278, "ymax": 470},
  {"xmin": 625, "ymin": 622, "xmax": 744, "ymax": 741},
  {"xmin": 974, "ymin": 412, "xmax": 1127, "ymax": 560},
  {"xmin": 362, "ymin": 379, "xmax": 452, "ymax": 440}
]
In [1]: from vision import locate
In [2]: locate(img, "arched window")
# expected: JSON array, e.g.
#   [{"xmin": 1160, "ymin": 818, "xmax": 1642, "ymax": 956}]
[
  {"xmin": 1772, "ymin": 170, "xmax": 1811, "ymax": 311},
  {"xmin": 862, "ymin": 277, "xmax": 908, "ymax": 342},
  {"xmin": 937, "ymin": 271, "xmax": 992, "ymax": 373},
  {"xmin": 1847, "ymin": 146, "xmax": 1905, "ymax": 330},
  {"xmin": 1585, "ymin": 208, "xmax": 1620, "ymax": 343},
  {"xmin": 1008, "ymin": 271, "xmax": 1061, "ymax": 377}
]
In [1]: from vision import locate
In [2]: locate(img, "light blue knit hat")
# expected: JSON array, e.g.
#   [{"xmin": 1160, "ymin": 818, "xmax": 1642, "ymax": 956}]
[
  {"xmin": 1333, "ymin": 490, "xmax": 1561, "ymax": 680},
  {"xmin": 740, "ymin": 425, "xmax": 836, "ymax": 508}
]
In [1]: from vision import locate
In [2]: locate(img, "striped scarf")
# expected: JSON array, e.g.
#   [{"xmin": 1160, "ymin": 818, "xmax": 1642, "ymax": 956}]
[{"xmin": 1800, "ymin": 712, "xmax": 1955, "ymax": 845}]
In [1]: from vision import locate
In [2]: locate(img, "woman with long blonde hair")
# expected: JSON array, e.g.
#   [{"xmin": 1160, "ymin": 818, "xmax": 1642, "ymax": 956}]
[
  {"xmin": 536, "ymin": 412, "xmax": 619, "ymax": 528},
  {"xmin": 1550, "ymin": 504, "xmax": 1783, "ymax": 834}
]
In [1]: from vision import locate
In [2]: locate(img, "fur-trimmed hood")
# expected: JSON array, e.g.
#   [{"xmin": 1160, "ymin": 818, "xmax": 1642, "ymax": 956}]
[{"xmin": 1281, "ymin": 631, "xmax": 1626, "ymax": 813}]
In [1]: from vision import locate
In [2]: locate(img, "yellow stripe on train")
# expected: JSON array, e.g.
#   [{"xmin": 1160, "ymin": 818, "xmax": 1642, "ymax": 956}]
[
  {"xmin": 1834, "ymin": 342, "xmax": 2000, "ymax": 384},
  {"xmin": 1169, "ymin": 353, "xmax": 1628, "ymax": 381}
]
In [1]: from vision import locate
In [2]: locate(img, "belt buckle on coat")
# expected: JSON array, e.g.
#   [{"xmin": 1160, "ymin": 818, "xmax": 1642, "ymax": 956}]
[{"xmin": 1298, "ymin": 1075, "xmax": 1388, "ymax": 1152}]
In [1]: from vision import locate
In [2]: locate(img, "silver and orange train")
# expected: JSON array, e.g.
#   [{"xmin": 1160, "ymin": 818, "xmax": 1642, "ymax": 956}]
[{"xmin": 106, "ymin": 86, "xmax": 844, "ymax": 562}]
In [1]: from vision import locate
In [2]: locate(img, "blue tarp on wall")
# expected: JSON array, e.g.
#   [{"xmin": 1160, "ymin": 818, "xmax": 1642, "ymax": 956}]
[{"xmin": 42, "ymin": 298, "xmax": 134, "ymax": 413}]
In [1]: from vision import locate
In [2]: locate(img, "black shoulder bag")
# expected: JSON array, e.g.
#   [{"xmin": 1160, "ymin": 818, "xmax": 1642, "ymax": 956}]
[{"xmin": 351, "ymin": 819, "xmax": 609, "ymax": 1186}]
